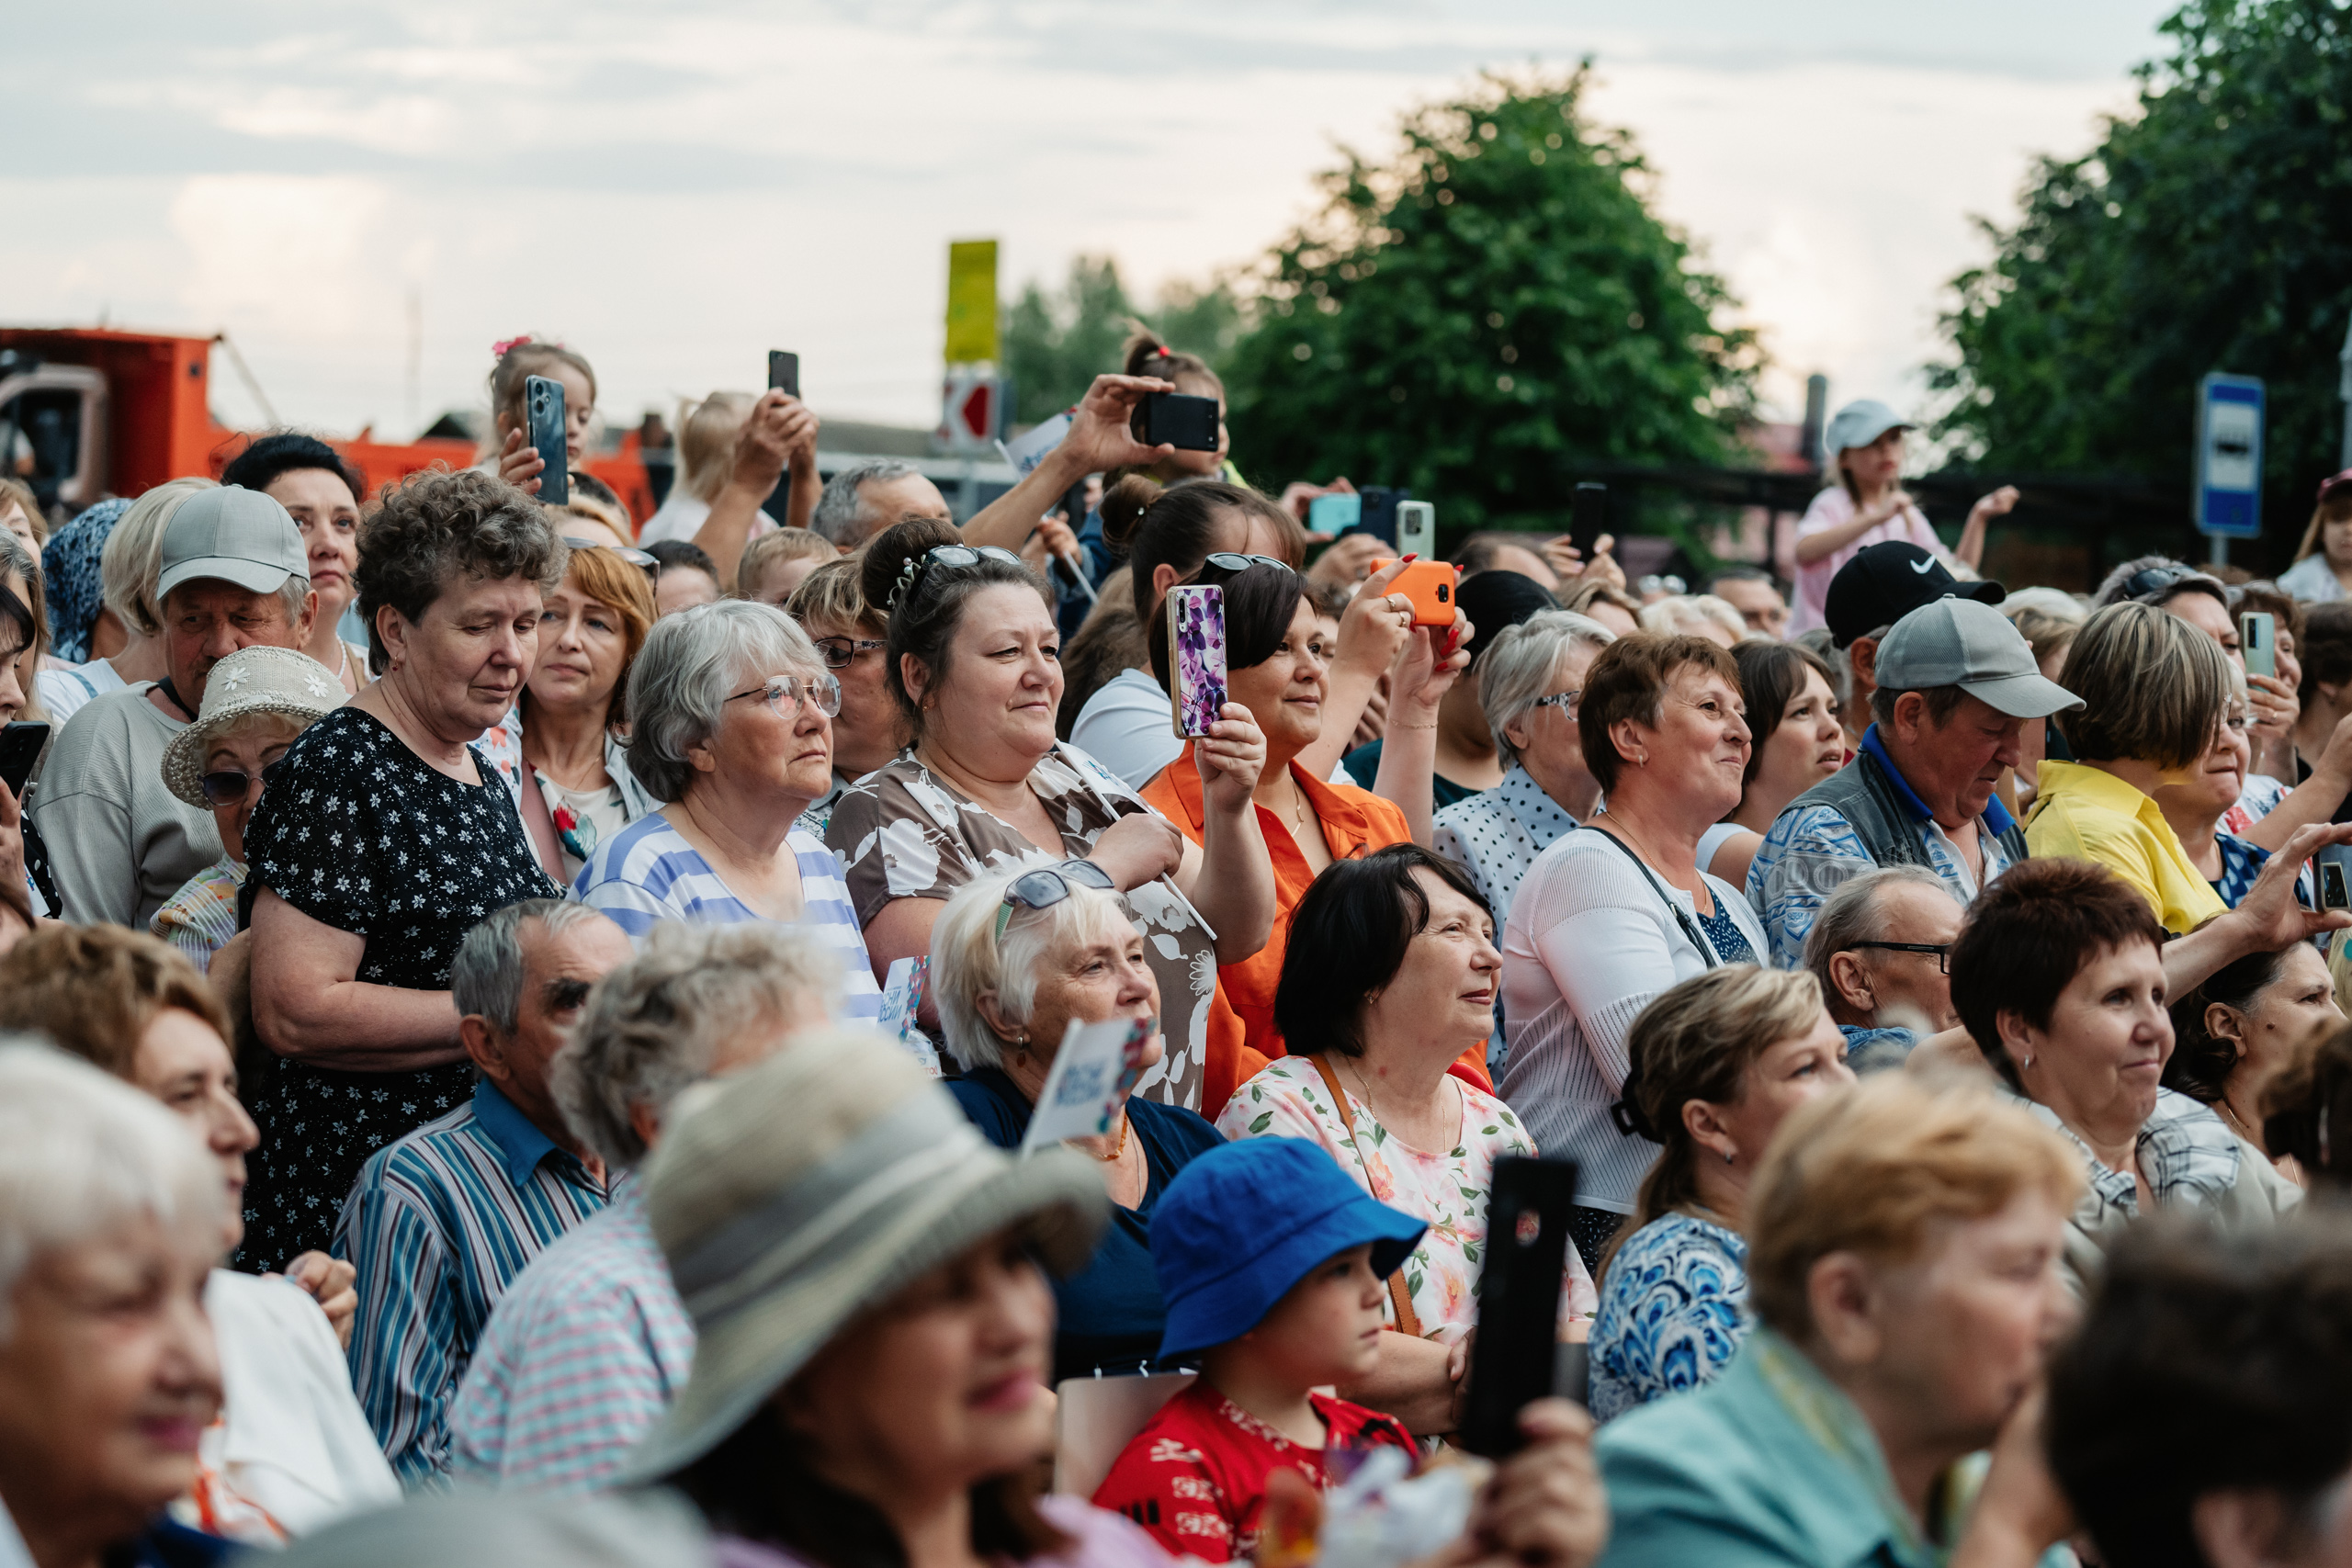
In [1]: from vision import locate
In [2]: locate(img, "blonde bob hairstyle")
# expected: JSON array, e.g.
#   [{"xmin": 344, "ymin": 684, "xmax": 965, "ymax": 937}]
[
  {"xmin": 103, "ymin": 477, "xmax": 216, "ymax": 638},
  {"xmin": 1746, "ymin": 1071, "xmax": 2082, "ymax": 1343},
  {"xmin": 2055, "ymin": 600, "xmax": 2233, "ymax": 771},
  {"xmin": 930, "ymin": 863, "xmax": 1140, "ymax": 1074},
  {"xmin": 784, "ymin": 557, "xmax": 882, "ymax": 638}
]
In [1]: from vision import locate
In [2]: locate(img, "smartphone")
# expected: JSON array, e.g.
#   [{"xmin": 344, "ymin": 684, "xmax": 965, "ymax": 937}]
[
  {"xmin": 525, "ymin": 375, "xmax": 570, "ymax": 506},
  {"xmin": 1368, "ymin": 559, "xmax": 1459, "ymax": 627},
  {"xmin": 1461, "ymin": 1156, "xmax": 1581, "ymax": 1456},
  {"xmin": 1165, "ymin": 585, "xmax": 1227, "ymax": 738},
  {"xmin": 1133, "ymin": 392, "xmax": 1220, "ymax": 452},
  {"xmin": 1570, "ymin": 482, "xmax": 1608, "ymax": 560},
  {"xmin": 1395, "ymin": 500, "xmax": 1436, "ymax": 559},
  {"xmin": 2243, "ymin": 612, "xmax": 2277, "ymax": 680},
  {"xmin": 0, "ymin": 721, "xmax": 47, "ymax": 799},
  {"xmin": 1349, "ymin": 485, "xmax": 1406, "ymax": 547},
  {"xmin": 1306, "ymin": 492, "xmax": 1361, "ymax": 535},
  {"xmin": 2324, "ymin": 861, "xmax": 2350, "ymax": 912},
  {"xmin": 767, "ymin": 350, "xmax": 800, "ymax": 400}
]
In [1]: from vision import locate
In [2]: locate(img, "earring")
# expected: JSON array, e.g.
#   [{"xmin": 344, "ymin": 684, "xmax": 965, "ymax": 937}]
[
  {"xmin": 2022, "ymin": 1053, "xmax": 2036, "ymax": 1070},
  {"xmin": 1724, "ymin": 1149, "xmax": 1736, "ymax": 1166}
]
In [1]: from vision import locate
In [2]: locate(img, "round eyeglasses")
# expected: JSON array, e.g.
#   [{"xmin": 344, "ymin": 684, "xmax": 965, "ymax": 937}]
[
  {"xmin": 995, "ymin": 859, "xmax": 1117, "ymax": 938},
  {"xmin": 725, "ymin": 672, "xmax": 842, "ymax": 718}
]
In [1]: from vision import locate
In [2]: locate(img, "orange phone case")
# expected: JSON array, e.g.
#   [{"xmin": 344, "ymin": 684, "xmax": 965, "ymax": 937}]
[{"xmin": 1369, "ymin": 559, "xmax": 1459, "ymax": 627}]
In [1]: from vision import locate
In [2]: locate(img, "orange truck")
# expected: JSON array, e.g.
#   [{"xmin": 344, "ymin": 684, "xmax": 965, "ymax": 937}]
[{"xmin": 0, "ymin": 326, "xmax": 656, "ymax": 525}]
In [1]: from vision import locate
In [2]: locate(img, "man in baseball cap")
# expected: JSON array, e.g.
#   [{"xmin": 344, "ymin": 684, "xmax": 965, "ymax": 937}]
[
  {"xmin": 1747, "ymin": 594, "xmax": 2078, "ymax": 968},
  {"xmin": 33, "ymin": 485, "xmax": 315, "ymax": 927},
  {"xmin": 1823, "ymin": 541, "xmax": 2007, "ymax": 747}
]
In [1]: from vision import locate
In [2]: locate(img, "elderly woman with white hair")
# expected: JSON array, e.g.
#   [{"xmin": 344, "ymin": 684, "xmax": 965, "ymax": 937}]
[
  {"xmin": 929, "ymin": 863, "xmax": 1224, "ymax": 1383},
  {"xmin": 575, "ymin": 599, "xmax": 881, "ymax": 1023},
  {"xmin": 1431, "ymin": 609, "xmax": 1616, "ymax": 932},
  {"xmin": 0, "ymin": 1043, "xmax": 233, "ymax": 1566}
]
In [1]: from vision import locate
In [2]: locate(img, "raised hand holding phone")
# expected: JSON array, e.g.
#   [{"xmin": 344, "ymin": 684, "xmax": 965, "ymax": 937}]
[
  {"xmin": 525, "ymin": 375, "xmax": 570, "ymax": 506},
  {"xmin": 1168, "ymin": 584, "xmax": 1228, "ymax": 739}
]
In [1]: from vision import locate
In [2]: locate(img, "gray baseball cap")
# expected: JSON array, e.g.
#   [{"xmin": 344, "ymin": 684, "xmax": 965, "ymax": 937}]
[
  {"xmin": 155, "ymin": 486, "xmax": 309, "ymax": 603},
  {"xmin": 1825, "ymin": 399, "xmax": 1910, "ymax": 456},
  {"xmin": 1875, "ymin": 597, "xmax": 2083, "ymax": 720}
]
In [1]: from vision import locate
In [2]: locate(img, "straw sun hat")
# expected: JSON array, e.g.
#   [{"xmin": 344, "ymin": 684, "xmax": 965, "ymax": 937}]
[
  {"xmin": 625, "ymin": 1027, "xmax": 1110, "ymax": 1480},
  {"xmin": 161, "ymin": 646, "xmax": 345, "ymax": 808}
]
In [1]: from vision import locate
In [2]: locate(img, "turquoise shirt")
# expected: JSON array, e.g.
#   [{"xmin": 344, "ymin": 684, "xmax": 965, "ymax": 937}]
[{"xmin": 1596, "ymin": 1329, "xmax": 1972, "ymax": 1568}]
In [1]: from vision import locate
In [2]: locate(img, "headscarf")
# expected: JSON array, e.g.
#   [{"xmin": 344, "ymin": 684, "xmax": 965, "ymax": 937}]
[{"xmin": 40, "ymin": 497, "xmax": 130, "ymax": 663}]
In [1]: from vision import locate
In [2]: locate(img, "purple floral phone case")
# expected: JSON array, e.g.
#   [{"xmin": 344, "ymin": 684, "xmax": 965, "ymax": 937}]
[{"xmin": 1167, "ymin": 584, "xmax": 1227, "ymax": 739}]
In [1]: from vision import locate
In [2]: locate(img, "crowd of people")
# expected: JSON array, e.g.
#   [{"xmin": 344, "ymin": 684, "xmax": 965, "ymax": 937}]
[{"xmin": 9, "ymin": 343, "xmax": 2352, "ymax": 1568}]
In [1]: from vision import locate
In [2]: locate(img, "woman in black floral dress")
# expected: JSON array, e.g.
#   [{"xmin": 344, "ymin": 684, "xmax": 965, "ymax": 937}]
[{"xmin": 238, "ymin": 469, "xmax": 564, "ymax": 1269}]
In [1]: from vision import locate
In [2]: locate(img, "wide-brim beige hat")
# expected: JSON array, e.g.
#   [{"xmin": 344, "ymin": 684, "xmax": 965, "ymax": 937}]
[
  {"xmin": 621, "ymin": 1026, "xmax": 1110, "ymax": 1483},
  {"xmin": 161, "ymin": 646, "xmax": 345, "ymax": 807}
]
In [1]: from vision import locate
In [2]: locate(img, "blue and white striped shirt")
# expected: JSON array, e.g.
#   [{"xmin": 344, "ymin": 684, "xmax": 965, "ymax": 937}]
[
  {"xmin": 572, "ymin": 813, "xmax": 883, "ymax": 1021},
  {"xmin": 334, "ymin": 1079, "xmax": 618, "ymax": 1489}
]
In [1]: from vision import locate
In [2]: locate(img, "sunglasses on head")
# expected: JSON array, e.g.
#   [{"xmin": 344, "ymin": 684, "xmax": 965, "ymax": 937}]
[
  {"xmin": 2123, "ymin": 564, "xmax": 2196, "ymax": 602},
  {"xmin": 1204, "ymin": 552, "xmax": 1294, "ymax": 575},
  {"xmin": 198, "ymin": 755, "xmax": 289, "ymax": 807},
  {"xmin": 564, "ymin": 537, "xmax": 662, "ymax": 581},
  {"xmin": 890, "ymin": 544, "xmax": 1026, "ymax": 610},
  {"xmin": 995, "ymin": 859, "xmax": 1116, "ymax": 939}
]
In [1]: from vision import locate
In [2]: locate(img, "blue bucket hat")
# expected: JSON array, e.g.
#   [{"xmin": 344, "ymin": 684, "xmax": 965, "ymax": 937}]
[{"xmin": 1152, "ymin": 1138, "xmax": 1426, "ymax": 1361}]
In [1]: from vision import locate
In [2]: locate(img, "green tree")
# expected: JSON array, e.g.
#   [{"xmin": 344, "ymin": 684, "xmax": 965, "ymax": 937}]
[
  {"xmin": 1931, "ymin": 0, "xmax": 2352, "ymax": 558},
  {"xmin": 1221, "ymin": 67, "xmax": 1759, "ymax": 532},
  {"xmin": 1001, "ymin": 259, "xmax": 1249, "ymax": 425}
]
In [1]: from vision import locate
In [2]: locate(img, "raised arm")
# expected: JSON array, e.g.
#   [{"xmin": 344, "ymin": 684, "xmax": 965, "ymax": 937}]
[
  {"xmin": 1372, "ymin": 617, "xmax": 1473, "ymax": 848},
  {"xmin": 959, "ymin": 375, "xmax": 1176, "ymax": 553},
  {"xmin": 1171, "ymin": 705, "xmax": 1273, "ymax": 964},
  {"xmin": 690, "ymin": 391, "xmax": 816, "ymax": 587}
]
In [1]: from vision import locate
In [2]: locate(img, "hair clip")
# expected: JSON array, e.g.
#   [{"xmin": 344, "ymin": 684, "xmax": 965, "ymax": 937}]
[
  {"xmin": 492, "ymin": 334, "xmax": 534, "ymax": 358},
  {"xmin": 887, "ymin": 555, "xmax": 924, "ymax": 613}
]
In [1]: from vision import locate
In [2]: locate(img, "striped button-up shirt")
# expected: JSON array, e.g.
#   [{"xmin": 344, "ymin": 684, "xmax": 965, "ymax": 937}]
[
  {"xmin": 447, "ymin": 1187, "xmax": 694, "ymax": 1494},
  {"xmin": 334, "ymin": 1078, "xmax": 617, "ymax": 1488}
]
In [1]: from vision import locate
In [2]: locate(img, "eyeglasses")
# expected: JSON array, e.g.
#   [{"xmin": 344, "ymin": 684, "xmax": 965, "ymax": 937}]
[
  {"xmin": 725, "ymin": 671, "xmax": 842, "ymax": 717},
  {"xmin": 1532, "ymin": 689, "xmax": 1580, "ymax": 718},
  {"xmin": 811, "ymin": 635, "xmax": 887, "ymax": 671},
  {"xmin": 892, "ymin": 544, "xmax": 1025, "ymax": 610},
  {"xmin": 1204, "ymin": 552, "xmax": 1294, "ymax": 575},
  {"xmin": 564, "ymin": 537, "xmax": 662, "ymax": 581},
  {"xmin": 995, "ymin": 859, "xmax": 1116, "ymax": 939},
  {"xmin": 2122, "ymin": 564, "xmax": 2196, "ymax": 602},
  {"xmin": 198, "ymin": 755, "xmax": 288, "ymax": 807},
  {"xmin": 1847, "ymin": 940, "xmax": 1952, "ymax": 975}
]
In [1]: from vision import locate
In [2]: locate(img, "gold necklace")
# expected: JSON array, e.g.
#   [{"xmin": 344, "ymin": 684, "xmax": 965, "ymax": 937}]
[{"xmin": 1091, "ymin": 1112, "xmax": 1131, "ymax": 1162}]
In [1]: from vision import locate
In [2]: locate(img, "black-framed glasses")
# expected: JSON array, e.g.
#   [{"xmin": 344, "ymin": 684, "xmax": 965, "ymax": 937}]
[
  {"xmin": 1532, "ymin": 689, "xmax": 1580, "ymax": 718},
  {"xmin": 198, "ymin": 755, "xmax": 289, "ymax": 807},
  {"xmin": 996, "ymin": 859, "xmax": 1116, "ymax": 939},
  {"xmin": 2123, "ymin": 564, "xmax": 2195, "ymax": 602},
  {"xmin": 1848, "ymin": 940, "xmax": 1952, "ymax": 975},
  {"xmin": 725, "ymin": 671, "xmax": 842, "ymax": 718},
  {"xmin": 1204, "ymin": 552, "xmax": 1294, "ymax": 575},
  {"xmin": 564, "ymin": 536, "xmax": 662, "ymax": 581},
  {"xmin": 810, "ymin": 635, "xmax": 887, "ymax": 671},
  {"xmin": 893, "ymin": 543, "xmax": 1025, "ymax": 609}
]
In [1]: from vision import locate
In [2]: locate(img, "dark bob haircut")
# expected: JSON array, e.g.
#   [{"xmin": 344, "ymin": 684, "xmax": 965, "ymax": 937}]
[
  {"xmin": 2049, "ymin": 1214, "xmax": 2352, "ymax": 1568},
  {"xmin": 1273, "ymin": 845, "xmax": 1491, "ymax": 1060},
  {"xmin": 355, "ymin": 468, "xmax": 566, "ymax": 677},
  {"xmin": 1948, "ymin": 857, "xmax": 2168, "ymax": 1091},
  {"xmin": 2162, "ymin": 932, "xmax": 2300, "ymax": 1107},
  {"xmin": 1729, "ymin": 638, "xmax": 1837, "ymax": 800},
  {"xmin": 220, "ymin": 431, "xmax": 365, "ymax": 504},
  {"xmin": 1147, "ymin": 558, "xmax": 1303, "ymax": 692}
]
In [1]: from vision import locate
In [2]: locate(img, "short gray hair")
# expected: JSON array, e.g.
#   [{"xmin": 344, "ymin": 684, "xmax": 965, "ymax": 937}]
[
  {"xmin": 552, "ymin": 922, "xmax": 845, "ymax": 1169},
  {"xmin": 0, "ymin": 1041, "xmax": 221, "ymax": 1337},
  {"xmin": 811, "ymin": 459, "xmax": 924, "ymax": 547},
  {"xmin": 1803, "ymin": 865, "xmax": 1951, "ymax": 998},
  {"xmin": 622, "ymin": 600, "xmax": 824, "ymax": 802},
  {"xmin": 451, "ymin": 899, "xmax": 614, "ymax": 1033},
  {"xmin": 931, "ymin": 863, "xmax": 1136, "ymax": 1073},
  {"xmin": 1480, "ymin": 610, "xmax": 1617, "ymax": 768}
]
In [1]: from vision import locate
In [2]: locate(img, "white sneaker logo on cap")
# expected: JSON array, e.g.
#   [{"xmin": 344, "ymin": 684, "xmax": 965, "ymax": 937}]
[{"xmin": 1909, "ymin": 558, "xmax": 1935, "ymax": 574}]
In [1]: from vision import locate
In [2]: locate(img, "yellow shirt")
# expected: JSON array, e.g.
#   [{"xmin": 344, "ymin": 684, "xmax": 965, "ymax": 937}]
[{"xmin": 2025, "ymin": 761, "xmax": 2225, "ymax": 934}]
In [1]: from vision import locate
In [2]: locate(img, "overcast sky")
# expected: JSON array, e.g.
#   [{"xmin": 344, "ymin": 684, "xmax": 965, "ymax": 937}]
[{"xmin": 6, "ymin": 1, "xmax": 2179, "ymax": 448}]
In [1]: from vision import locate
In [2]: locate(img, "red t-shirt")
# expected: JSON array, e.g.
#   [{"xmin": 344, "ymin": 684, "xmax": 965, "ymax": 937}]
[{"xmin": 1091, "ymin": 1381, "xmax": 1417, "ymax": 1562}]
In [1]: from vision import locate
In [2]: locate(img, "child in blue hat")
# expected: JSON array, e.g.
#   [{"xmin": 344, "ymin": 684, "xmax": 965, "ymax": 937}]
[{"xmin": 1091, "ymin": 1137, "xmax": 1429, "ymax": 1561}]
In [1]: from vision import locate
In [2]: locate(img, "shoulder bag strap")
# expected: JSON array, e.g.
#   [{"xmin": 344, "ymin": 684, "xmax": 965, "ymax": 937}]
[
  {"xmin": 515, "ymin": 764, "xmax": 568, "ymax": 885},
  {"xmin": 1307, "ymin": 1055, "xmax": 1424, "ymax": 1341},
  {"xmin": 1589, "ymin": 825, "xmax": 1721, "ymax": 968}
]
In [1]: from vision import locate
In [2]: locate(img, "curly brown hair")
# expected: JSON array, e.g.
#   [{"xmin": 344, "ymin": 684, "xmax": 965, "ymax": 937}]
[{"xmin": 355, "ymin": 468, "xmax": 567, "ymax": 675}]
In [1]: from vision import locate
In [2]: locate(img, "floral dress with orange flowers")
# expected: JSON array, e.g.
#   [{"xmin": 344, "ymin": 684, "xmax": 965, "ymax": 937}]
[{"xmin": 1215, "ymin": 1055, "xmax": 1598, "ymax": 1341}]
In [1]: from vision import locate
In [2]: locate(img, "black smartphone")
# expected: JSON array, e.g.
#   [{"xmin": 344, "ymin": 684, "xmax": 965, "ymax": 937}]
[
  {"xmin": 525, "ymin": 375, "xmax": 569, "ymax": 506},
  {"xmin": 1340, "ymin": 485, "xmax": 1408, "ymax": 547},
  {"xmin": 2324, "ymin": 861, "xmax": 2350, "ymax": 912},
  {"xmin": 767, "ymin": 350, "xmax": 800, "ymax": 400},
  {"xmin": 1460, "ymin": 1155, "xmax": 1580, "ymax": 1456},
  {"xmin": 0, "ymin": 721, "xmax": 48, "ymax": 799},
  {"xmin": 1570, "ymin": 482, "xmax": 1608, "ymax": 560},
  {"xmin": 1133, "ymin": 391, "xmax": 1220, "ymax": 452}
]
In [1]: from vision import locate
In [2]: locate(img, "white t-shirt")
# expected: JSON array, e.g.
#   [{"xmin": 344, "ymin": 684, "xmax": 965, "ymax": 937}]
[{"xmin": 1069, "ymin": 665, "xmax": 1185, "ymax": 791}]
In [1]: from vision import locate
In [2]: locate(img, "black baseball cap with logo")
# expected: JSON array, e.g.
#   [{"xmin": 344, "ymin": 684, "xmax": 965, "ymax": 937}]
[{"xmin": 1825, "ymin": 541, "xmax": 2006, "ymax": 650}]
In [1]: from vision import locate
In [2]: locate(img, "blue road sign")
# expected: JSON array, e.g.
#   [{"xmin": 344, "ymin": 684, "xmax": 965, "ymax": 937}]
[{"xmin": 2197, "ymin": 373, "xmax": 2266, "ymax": 538}]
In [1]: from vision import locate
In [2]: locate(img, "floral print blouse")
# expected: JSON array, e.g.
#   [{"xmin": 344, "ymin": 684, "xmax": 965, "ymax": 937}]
[
  {"xmin": 1588, "ymin": 1212, "xmax": 1749, "ymax": 1422},
  {"xmin": 1215, "ymin": 1055, "xmax": 1598, "ymax": 1341}
]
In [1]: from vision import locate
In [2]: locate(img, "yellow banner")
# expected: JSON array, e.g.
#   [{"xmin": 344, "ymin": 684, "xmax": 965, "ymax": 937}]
[{"xmin": 944, "ymin": 239, "xmax": 1000, "ymax": 365}]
